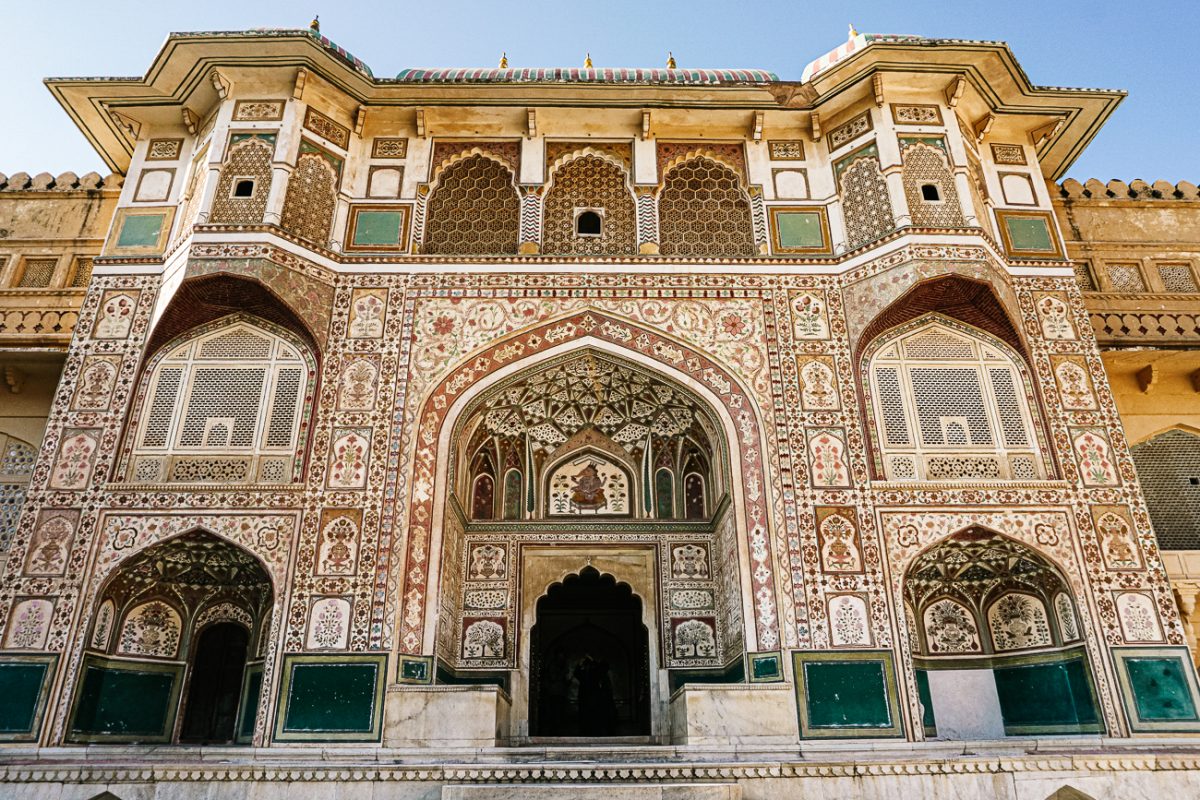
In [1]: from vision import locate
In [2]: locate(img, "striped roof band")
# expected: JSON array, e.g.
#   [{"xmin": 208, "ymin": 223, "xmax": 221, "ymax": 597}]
[{"xmin": 390, "ymin": 68, "xmax": 779, "ymax": 84}]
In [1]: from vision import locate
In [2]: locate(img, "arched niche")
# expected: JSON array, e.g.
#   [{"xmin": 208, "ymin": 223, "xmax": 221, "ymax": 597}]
[
  {"xmin": 1129, "ymin": 428, "xmax": 1200, "ymax": 551},
  {"xmin": 450, "ymin": 348, "xmax": 725, "ymax": 523},
  {"xmin": 903, "ymin": 528, "xmax": 1102, "ymax": 739},
  {"xmin": 69, "ymin": 529, "xmax": 273, "ymax": 745}
]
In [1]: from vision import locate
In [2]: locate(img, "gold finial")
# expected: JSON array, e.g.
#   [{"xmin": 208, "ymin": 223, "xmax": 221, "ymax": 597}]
[
  {"xmin": 666, "ymin": 51, "xmax": 677, "ymax": 69},
  {"xmin": 310, "ymin": 14, "xmax": 320, "ymax": 33},
  {"xmin": 584, "ymin": 52, "xmax": 593, "ymax": 69},
  {"xmin": 848, "ymin": 23, "xmax": 858, "ymax": 39},
  {"xmin": 499, "ymin": 52, "xmax": 508, "ymax": 69}
]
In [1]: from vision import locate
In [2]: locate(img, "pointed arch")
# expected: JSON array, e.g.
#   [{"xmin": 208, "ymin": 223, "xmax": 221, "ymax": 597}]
[
  {"xmin": 1130, "ymin": 427, "xmax": 1200, "ymax": 550},
  {"xmin": 542, "ymin": 151, "xmax": 636, "ymax": 255},
  {"xmin": 394, "ymin": 310, "xmax": 778, "ymax": 656}
]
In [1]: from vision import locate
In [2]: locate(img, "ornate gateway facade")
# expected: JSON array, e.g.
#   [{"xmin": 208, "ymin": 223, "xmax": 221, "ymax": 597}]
[{"xmin": 2, "ymin": 25, "xmax": 1200, "ymax": 799}]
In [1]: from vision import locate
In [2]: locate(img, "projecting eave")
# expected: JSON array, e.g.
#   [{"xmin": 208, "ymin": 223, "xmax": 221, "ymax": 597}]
[
  {"xmin": 807, "ymin": 38, "xmax": 1125, "ymax": 180},
  {"xmin": 44, "ymin": 30, "xmax": 788, "ymax": 174}
]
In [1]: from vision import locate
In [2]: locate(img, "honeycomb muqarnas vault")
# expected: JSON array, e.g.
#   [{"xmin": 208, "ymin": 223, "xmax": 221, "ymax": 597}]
[{"xmin": 2, "ymin": 23, "xmax": 1200, "ymax": 800}]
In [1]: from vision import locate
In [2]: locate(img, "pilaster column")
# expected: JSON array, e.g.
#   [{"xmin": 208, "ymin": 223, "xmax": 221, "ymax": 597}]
[
  {"xmin": 518, "ymin": 185, "xmax": 543, "ymax": 255},
  {"xmin": 635, "ymin": 186, "xmax": 660, "ymax": 255}
]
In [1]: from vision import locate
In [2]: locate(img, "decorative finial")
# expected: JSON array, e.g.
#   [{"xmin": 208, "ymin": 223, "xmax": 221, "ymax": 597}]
[
  {"xmin": 584, "ymin": 52, "xmax": 593, "ymax": 69},
  {"xmin": 310, "ymin": 14, "xmax": 320, "ymax": 33},
  {"xmin": 848, "ymin": 23, "xmax": 858, "ymax": 39},
  {"xmin": 666, "ymin": 51, "xmax": 676, "ymax": 69},
  {"xmin": 499, "ymin": 51, "xmax": 508, "ymax": 69}
]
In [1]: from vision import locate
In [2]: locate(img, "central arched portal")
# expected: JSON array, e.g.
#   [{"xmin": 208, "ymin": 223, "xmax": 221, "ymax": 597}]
[{"xmin": 529, "ymin": 568, "xmax": 650, "ymax": 738}]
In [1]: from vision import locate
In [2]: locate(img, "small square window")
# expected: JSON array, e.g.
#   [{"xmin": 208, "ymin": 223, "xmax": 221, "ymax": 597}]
[
  {"xmin": 574, "ymin": 208, "xmax": 603, "ymax": 237},
  {"xmin": 920, "ymin": 183, "xmax": 942, "ymax": 202},
  {"xmin": 232, "ymin": 179, "xmax": 256, "ymax": 198}
]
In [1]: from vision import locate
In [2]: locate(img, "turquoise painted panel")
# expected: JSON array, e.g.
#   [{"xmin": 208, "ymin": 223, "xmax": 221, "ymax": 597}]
[
  {"xmin": 71, "ymin": 664, "xmax": 176, "ymax": 736},
  {"xmin": 1127, "ymin": 657, "xmax": 1199, "ymax": 721},
  {"xmin": 803, "ymin": 660, "xmax": 892, "ymax": 728},
  {"xmin": 915, "ymin": 669, "xmax": 936, "ymax": 734},
  {"xmin": 116, "ymin": 213, "xmax": 165, "ymax": 248},
  {"xmin": 995, "ymin": 658, "xmax": 1101, "ymax": 731},
  {"xmin": 352, "ymin": 211, "xmax": 403, "ymax": 247},
  {"xmin": 238, "ymin": 668, "xmax": 263, "ymax": 740},
  {"xmin": 1005, "ymin": 216, "xmax": 1053, "ymax": 251},
  {"xmin": 776, "ymin": 211, "xmax": 824, "ymax": 249},
  {"xmin": 0, "ymin": 662, "xmax": 48, "ymax": 734},
  {"xmin": 283, "ymin": 662, "xmax": 379, "ymax": 732}
]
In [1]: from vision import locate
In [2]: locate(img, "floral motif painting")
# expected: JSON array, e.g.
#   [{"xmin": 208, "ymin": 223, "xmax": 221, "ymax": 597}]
[{"xmin": 117, "ymin": 600, "xmax": 182, "ymax": 658}]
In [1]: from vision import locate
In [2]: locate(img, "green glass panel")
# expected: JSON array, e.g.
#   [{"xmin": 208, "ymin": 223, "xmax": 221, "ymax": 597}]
[
  {"xmin": 0, "ymin": 662, "xmax": 48, "ymax": 733},
  {"xmin": 777, "ymin": 211, "xmax": 824, "ymax": 249},
  {"xmin": 914, "ymin": 669, "xmax": 936, "ymax": 734},
  {"xmin": 116, "ymin": 213, "xmax": 165, "ymax": 248},
  {"xmin": 995, "ymin": 658, "xmax": 1101, "ymax": 731},
  {"xmin": 400, "ymin": 657, "xmax": 429, "ymax": 683},
  {"xmin": 803, "ymin": 660, "xmax": 892, "ymax": 728},
  {"xmin": 1127, "ymin": 657, "xmax": 1199, "ymax": 721},
  {"xmin": 352, "ymin": 211, "xmax": 403, "ymax": 246},
  {"xmin": 238, "ymin": 668, "xmax": 263, "ymax": 740},
  {"xmin": 655, "ymin": 469, "xmax": 674, "ymax": 518},
  {"xmin": 1005, "ymin": 216, "xmax": 1053, "ymax": 251},
  {"xmin": 71, "ymin": 664, "xmax": 176, "ymax": 736},
  {"xmin": 283, "ymin": 662, "xmax": 379, "ymax": 732},
  {"xmin": 503, "ymin": 470, "xmax": 522, "ymax": 520}
]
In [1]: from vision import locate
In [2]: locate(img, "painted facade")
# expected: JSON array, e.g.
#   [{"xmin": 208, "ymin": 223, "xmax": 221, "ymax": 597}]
[{"xmin": 2, "ymin": 24, "xmax": 1200, "ymax": 800}]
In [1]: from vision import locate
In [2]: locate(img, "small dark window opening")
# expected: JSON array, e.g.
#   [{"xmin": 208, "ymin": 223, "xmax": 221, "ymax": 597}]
[
  {"xmin": 1189, "ymin": 477, "xmax": 1199, "ymax": 486},
  {"xmin": 920, "ymin": 183, "xmax": 941, "ymax": 202},
  {"xmin": 576, "ymin": 210, "xmax": 602, "ymax": 236},
  {"xmin": 233, "ymin": 179, "xmax": 255, "ymax": 198}
]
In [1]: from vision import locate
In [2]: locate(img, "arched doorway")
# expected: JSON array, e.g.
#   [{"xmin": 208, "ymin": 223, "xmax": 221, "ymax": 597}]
[
  {"xmin": 69, "ymin": 530, "xmax": 273, "ymax": 744},
  {"xmin": 180, "ymin": 622, "xmax": 250, "ymax": 743},
  {"xmin": 529, "ymin": 568, "xmax": 650, "ymax": 738}
]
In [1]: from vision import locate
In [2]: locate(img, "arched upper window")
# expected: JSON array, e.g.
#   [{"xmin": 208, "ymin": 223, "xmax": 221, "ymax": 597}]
[
  {"xmin": 542, "ymin": 154, "xmax": 635, "ymax": 255},
  {"xmin": 126, "ymin": 317, "xmax": 314, "ymax": 485},
  {"xmin": 1130, "ymin": 428, "xmax": 1200, "ymax": 550},
  {"xmin": 0, "ymin": 433, "xmax": 36, "ymax": 554},
  {"xmin": 658, "ymin": 156, "xmax": 755, "ymax": 257},
  {"xmin": 865, "ymin": 317, "xmax": 1046, "ymax": 481},
  {"xmin": 424, "ymin": 154, "xmax": 520, "ymax": 255}
]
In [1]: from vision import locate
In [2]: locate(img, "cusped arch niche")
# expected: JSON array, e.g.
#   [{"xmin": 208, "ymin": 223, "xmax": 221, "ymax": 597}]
[{"xmin": 453, "ymin": 348, "xmax": 726, "ymax": 521}]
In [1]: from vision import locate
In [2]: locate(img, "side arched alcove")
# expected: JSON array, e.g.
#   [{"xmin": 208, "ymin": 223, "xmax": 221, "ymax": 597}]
[
  {"xmin": 66, "ymin": 529, "xmax": 275, "ymax": 745},
  {"xmin": 404, "ymin": 318, "xmax": 775, "ymax": 744},
  {"xmin": 900, "ymin": 527, "xmax": 1105, "ymax": 739}
]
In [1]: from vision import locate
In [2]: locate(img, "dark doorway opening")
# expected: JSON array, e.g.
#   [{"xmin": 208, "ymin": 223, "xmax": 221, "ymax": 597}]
[
  {"xmin": 529, "ymin": 567, "xmax": 651, "ymax": 738},
  {"xmin": 180, "ymin": 622, "xmax": 249, "ymax": 743}
]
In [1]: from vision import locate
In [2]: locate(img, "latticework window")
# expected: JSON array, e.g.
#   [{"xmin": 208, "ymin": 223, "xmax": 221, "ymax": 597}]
[
  {"xmin": 1157, "ymin": 264, "xmax": 1198, "ymax": 293},
  {"xmin": 542, "ymin": 155, "xmax": 636, "ymax": 256},
  {"xmin": 901, "ymin": 142, "xmax": 965, "ymax": 228},
  {"xmin": 1130, "ymin": 429, "xmax": 1200, "ymax": 550},
  {"xmin": 69, "ymin": 257, "xmax": 93, "ymax": 288},
  {"xmin": 281, "ymin": 151, "xmax": 339, "ymax": 246},
  {"xmin": 0, "ymin": 433, "xmax": 35, "ymax": 554},
  {"xmin": 127, "ymin": 319, "xmax": 312, "ymax": 484},
  {"xmin": 1106, "ymin": 263, "xmax": 1146, "ymax": 293},
  {"xmin": 209, "ymin": 138, "xmax": 272, "ymax": 225},
  {"xmin": 424, "ymin": 155, "xmax": 520, "ymax": 255},
  {"xmin": 867, "ymin": 319, "xmax": 1045, "ymax": 481},
  {"xmin": 17, "ymin": 258, "xmax": 57, "ymax": 288},
  {"xmin": 658, "ymin": 157, "xmax": 755, "ymax": 257},
  {"xmin": 838, "ymin": 152, "xmax": 894, "ymax": 249}
]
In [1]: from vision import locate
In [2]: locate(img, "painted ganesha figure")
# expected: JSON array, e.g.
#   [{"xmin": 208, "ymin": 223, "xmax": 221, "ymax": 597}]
[{"xmin": 569, "ymin": 461, "xmax": 609, "ymax": 512}]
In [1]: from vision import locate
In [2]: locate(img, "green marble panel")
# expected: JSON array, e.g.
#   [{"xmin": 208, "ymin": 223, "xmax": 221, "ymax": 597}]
[
  {"xmin": 803, "ymin": 660, "xmax": 893, "ymax": 728},
  {"xmin": 915, "ymin": 669, "xmax": 936, "ymax": 735},
  {"xmin": 281, "ymin": 661, "xmax": 380, "ymax": 734},
  {"xmin": 351, "ymin": 210, "xmax": 403, "ymax": 247},
  {"xmin": 1004, "ymin": 216, "xmax": 1053, "ymax": 252},
  {"xmin": 237, "ymin": 666, "xmax": 263, "ymax": 742},
  {"xmin": 776, "ymin": 211, "xmax": 825, "ymax": 249},
  {"xmin": 116, "ymin": 213, "xmax": 166, "ymax": 248},
  {"xmin": 0, "ymin": 661, "xmax": 48, "ymax": 734},
  {"xmin": 1127, "ymin": 657, "xmax": 1199, "ymax": 722}
]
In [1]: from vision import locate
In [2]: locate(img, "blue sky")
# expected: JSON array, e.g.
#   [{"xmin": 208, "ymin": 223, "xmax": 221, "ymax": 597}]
[{"xmin": 2, "ymin": 0, "xmax": 1197, "ymax": 181}]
